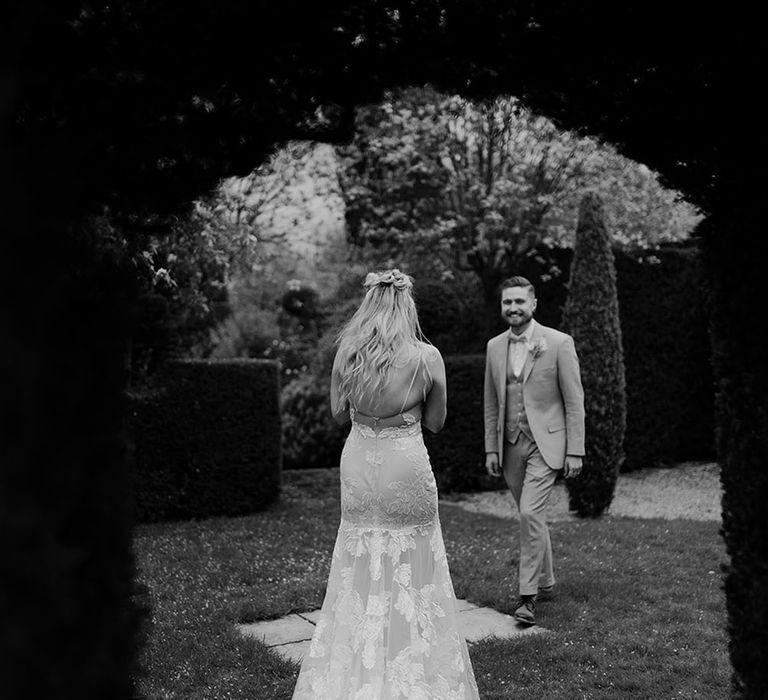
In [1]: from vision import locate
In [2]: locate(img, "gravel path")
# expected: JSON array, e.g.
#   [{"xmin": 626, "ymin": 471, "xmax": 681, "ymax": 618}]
[{"xmin": 441, "ymin": 461, "xmax": 721, "ymax": 522}]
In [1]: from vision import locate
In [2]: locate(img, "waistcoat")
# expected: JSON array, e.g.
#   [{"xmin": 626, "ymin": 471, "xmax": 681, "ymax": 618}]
[{"xmin": 505, "ymin": 368, "xmax": 533, "ymax": 443}]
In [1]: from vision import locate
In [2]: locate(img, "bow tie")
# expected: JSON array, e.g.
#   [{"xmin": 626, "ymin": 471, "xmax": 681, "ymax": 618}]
[{"xmin": 510, "ymin": 334, "xmax": 528, "ymax": 344}]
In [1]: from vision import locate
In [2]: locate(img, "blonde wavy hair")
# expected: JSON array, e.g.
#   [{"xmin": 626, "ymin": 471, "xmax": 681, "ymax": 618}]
[{"xmin": 335, "ymin": 269, "xmax": 428, "ymax": 410}]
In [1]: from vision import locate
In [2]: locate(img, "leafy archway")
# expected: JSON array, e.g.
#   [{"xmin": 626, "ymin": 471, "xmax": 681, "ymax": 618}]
[{"xmin": 2, "ymin": 1, "xmax": 761, "ymax": 696}]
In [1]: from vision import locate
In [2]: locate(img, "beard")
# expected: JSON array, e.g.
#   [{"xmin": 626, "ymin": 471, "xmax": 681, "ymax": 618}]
[{"xmin": 505, "ymin": 311, "xmax": 532, "ymax": 327}]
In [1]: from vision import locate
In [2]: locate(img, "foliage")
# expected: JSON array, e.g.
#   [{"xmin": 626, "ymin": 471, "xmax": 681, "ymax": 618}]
[
  {"xmin": 704, "ymin": 203, "xmax": 768, "ymax": 697},
  {"xmin": 210, "ymin": 282, "xmax": 327, "ymax": 381},
  {"xmin": 281, "ymin": 374, "xmax": 348, "ymax": 470},
  {"xmin": 339, "ymin": 87, "xmax": 701, "ymax": 308},
  {"xmin": 615, "ymin": 246, "xmax": 714, "ymax": 470},
  {"xmin": 127, "ymin": 212, "xmax": 234, "ymax": 379},
  {"xmin": 129, "ymin": 142, "xmax": 340, "ymax": 380},
  {"xmin": 561, "ymin": 194, "xmax": 627, "ymax": 517},
  {"xmin": 413, "ymin": 272, "xmax": 489, "ymax": 354},
  {"xmin": 424, "ymin": 355, "xmax": 499, "ymax": 492},
  {"xmin": 128, "ymin": 360, "xmax": 282, "ymax": 522},
  {"xmin": 205, "ymin": 141, "xmax": 354, "ymax": 379},
  {"xmin": 0, "ymin": 224, "xmax": 143, "ymax": 699}
]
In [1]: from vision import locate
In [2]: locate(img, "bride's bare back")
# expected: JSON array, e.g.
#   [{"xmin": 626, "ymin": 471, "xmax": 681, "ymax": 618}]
[{"xmin": 331, "ymin": 342, "xmax": 447, "ymax": 433}]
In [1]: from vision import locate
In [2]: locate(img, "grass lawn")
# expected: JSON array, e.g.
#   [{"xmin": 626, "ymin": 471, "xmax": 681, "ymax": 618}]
[{"xmin": 134, "ymin": 469, "xmax": 730, "ymax": 699}]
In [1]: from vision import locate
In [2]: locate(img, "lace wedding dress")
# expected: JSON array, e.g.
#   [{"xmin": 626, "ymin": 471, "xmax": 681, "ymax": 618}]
[{"xmin": 292, "ymin": 371, "xmax": 480, "ymax": 699}]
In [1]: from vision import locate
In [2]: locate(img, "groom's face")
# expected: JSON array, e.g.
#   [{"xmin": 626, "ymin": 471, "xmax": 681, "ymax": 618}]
[{"xmin": 501, "ymin": 286, "xmax": 537, "ymax": 330}]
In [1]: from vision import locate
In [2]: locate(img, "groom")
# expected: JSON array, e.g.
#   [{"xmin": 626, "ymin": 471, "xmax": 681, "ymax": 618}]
[{"xmin": 484, "ymin": 276, "xmax": 585, "ymax": 626}]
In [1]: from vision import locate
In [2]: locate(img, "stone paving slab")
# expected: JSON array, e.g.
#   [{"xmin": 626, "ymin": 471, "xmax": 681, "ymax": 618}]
[
  {"xmin": 237, "ymin": 613, "xmax": 315, "ymax": 647},
  {"xmin": 237, "ymin": 599, "xmax": 545, "ymax": 664},
  {"xmin": 296, "ymin": 609, "xmax": 321, "ymax": 624},
  {"xmin": 273, "ymin": 639, "xmax": 311, "ymax": 664},
  {"xmin": 459, "ymin": 605, "xmax": 544, "ymax": 643}
]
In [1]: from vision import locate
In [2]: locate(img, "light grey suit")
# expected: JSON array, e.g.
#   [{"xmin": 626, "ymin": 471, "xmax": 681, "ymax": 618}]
[{"xmin": 484, "ymin": 320, "xmax": 585, "ymax": 595}]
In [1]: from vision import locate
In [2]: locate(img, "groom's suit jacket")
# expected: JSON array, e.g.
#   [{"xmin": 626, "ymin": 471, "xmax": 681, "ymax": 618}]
[{"xmin": 484, "ymin": 320, "xmax": 585, "ymax": 469}]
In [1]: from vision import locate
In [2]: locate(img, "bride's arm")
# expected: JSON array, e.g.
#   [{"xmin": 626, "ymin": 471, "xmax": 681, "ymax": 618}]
[
  {"xmin": 421, "ymin": 346, "xmax": 447, "ymax": 434},
  {"xmin": 329, "ymin": 352, "xmax": 351, "ymax": 426}
]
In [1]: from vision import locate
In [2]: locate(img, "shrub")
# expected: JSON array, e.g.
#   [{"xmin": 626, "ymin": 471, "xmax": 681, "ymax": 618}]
[
  {"xmin": 0, "ymin": 230, "xmax": 142, "ymax": 698},
  {"xmin": 561, "ymin": 194, "xmax": 627, "ymax": 517},
  {"xmin": 425, "ymin": 355, "xmax": 498, "ymax": 493},
  {"xmin": 128, "ymin": 359, "xmax": 281, "ymax": 522},
  {"xmin": 414, "ymin": 273, "xmax": 489, "ymax": 354},
  {"xmin": 615, "ymin": 246, "xmax": 714, "ymax": 470},
  {"xmin": 702, "ymin": 209, "xmax": 768, "ymax": 696},
  {"xmin": 281, "ymin": 373, "xmax": 347, "ymax": 470}
]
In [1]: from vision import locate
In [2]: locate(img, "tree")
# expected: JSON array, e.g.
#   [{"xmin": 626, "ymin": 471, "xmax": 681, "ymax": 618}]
[
  {"xmin": 561, "ymin": 193, "xmax": 627, "ymax": 517},
  {"xmin": 339, "ymin": 87, "xmax": 700, "ymax": 312}
]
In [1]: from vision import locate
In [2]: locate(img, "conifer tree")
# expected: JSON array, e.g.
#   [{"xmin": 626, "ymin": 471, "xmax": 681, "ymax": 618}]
[{"xmin": 562, "ymin": 193, "xmax": 627, "ymax": 517}]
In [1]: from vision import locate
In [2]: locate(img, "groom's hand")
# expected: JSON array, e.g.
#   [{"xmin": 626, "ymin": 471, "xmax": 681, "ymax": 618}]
[
  {"xmin": 485, "ymin": 452, "xmax": 501, "ymax": 478},
  {"xmin": 564, "ymin": 455, "xmax": 583, "ymax": 479}
]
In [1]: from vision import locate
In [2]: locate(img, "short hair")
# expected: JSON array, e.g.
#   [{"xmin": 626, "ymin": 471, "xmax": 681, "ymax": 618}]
[{"xmin": 500, "ymin": 276, "xmax": 536, "ymax": 297}]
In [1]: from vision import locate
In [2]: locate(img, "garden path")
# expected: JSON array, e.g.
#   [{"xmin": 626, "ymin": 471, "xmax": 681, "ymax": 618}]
[
  {"xmin": 237, "ymin": 598, "xmax": 544, "ymax": 664},
  {"xmin": 442, "ymin": 461, "xmax": 720, "ymax": 522}
]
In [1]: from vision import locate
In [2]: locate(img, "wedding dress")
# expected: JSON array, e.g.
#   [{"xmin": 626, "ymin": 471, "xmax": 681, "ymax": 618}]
[{"xmin": 292, "ymin": 358, "xmax": 480, "ymax": 700}]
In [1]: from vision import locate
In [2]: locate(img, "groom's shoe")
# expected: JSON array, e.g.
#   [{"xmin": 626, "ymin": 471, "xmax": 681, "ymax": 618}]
[
  {"xmin": 513, "ymin": 595, "xmax": 536, "ymax": 626},
  {"xmin": 538, "ymin": 584, "xmax": 555, "ymax": 602}
]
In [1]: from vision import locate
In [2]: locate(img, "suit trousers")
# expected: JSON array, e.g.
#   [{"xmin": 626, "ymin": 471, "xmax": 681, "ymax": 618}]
[{"xmin": 502, "ymin": 431, "xmax": 558, "ymax": 596}]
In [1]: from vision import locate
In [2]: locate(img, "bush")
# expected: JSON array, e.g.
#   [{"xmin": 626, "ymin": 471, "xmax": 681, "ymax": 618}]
[
  {"xmin": 281, "ymin": 373, "xmax": 347, "ymax": 470},
  {"xmin": 414, "ymin": 273, "xmax": 489, "ymax": 354},
  {"xmin": 615, "ymin": 246, "xmax": 714, "ymax": 470},
  {"xmin": 425, "ymin": 355, "xmax": 498, "ymax": 493},
  {"xmin": 0, "ymin": 229, "xmax": 142, "ymax": 699},
  {"xmin": 562, "ymin": 194, "xmax": 627, "ymax": 517},
  {"xmin": 128, "ymin": 359, "xmax": 281, "ymax": 522},
  {"xmin": 702, "ymin": 209, "xmax": 768, "ymax": 696}
]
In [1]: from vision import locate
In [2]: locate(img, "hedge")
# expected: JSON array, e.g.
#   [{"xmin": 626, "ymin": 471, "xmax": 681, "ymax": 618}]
[
  {"xmin": 128, "ymin": 359, "xmax": 281, "ymax": 522},
  {"xmin": 0, "ymin": 233, "xmax": 141, "ymax": 698},
  {"xmin": 424, "ymin": 355, "xmax": 498, "ymax": 493},
  {"xmin": 614, "ymin": 246, "xmax": 714, "ymax": 470},
  {"xmin": 703, "ymin": 202, "xmax": 768, "ymax": 695},
  {"xmin": 282, "ymin": 373, "xmax": 347, "ymax": 471}
]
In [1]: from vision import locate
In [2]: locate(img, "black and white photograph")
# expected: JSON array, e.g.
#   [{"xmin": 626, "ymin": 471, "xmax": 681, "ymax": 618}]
[{"xmin": 1, "ymin": 2, "xmax": 762, "ymax": 698}]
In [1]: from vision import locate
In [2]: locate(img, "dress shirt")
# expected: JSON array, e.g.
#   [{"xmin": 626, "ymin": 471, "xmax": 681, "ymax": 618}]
[{"xmin": 508, "ymin": 321, "xmax": 535, "ymax": 379}]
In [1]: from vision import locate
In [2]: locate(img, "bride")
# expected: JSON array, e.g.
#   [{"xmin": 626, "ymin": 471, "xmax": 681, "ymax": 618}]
[{"xmin": 293, "ymin": 269, "xmax": 480, "ymax": 699}]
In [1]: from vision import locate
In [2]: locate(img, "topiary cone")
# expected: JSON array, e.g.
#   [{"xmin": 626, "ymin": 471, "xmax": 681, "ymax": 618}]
[{"xmin": 561, "ymin": 192, "xmax": 627, "ymax": 517}]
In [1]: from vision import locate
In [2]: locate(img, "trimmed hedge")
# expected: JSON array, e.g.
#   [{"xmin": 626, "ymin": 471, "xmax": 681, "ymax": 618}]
[
  {"xmin": 424, "ymin": 355, "xmax": 498, "ymax": 493},
  {"xmin": 128, "ymin": 359, "xmax": 281, "ymax": 522},
  {"xmin": 282, "ymin": 374, "xmax": 347, "ymax": 470},
  {"xmin": 703, "ymin": 203, "xmax": 768, "ymax": 696},
  {"xmin": 0, "ymin": 233, "xmax": 142, "ymax": 699},
  {"xmin": 615, "ymin": 246, "xmax": 714, "ymax": 470},
  {"xmin": 561, "ymin": 193, "xmax": 627, "ymax": 517}
]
